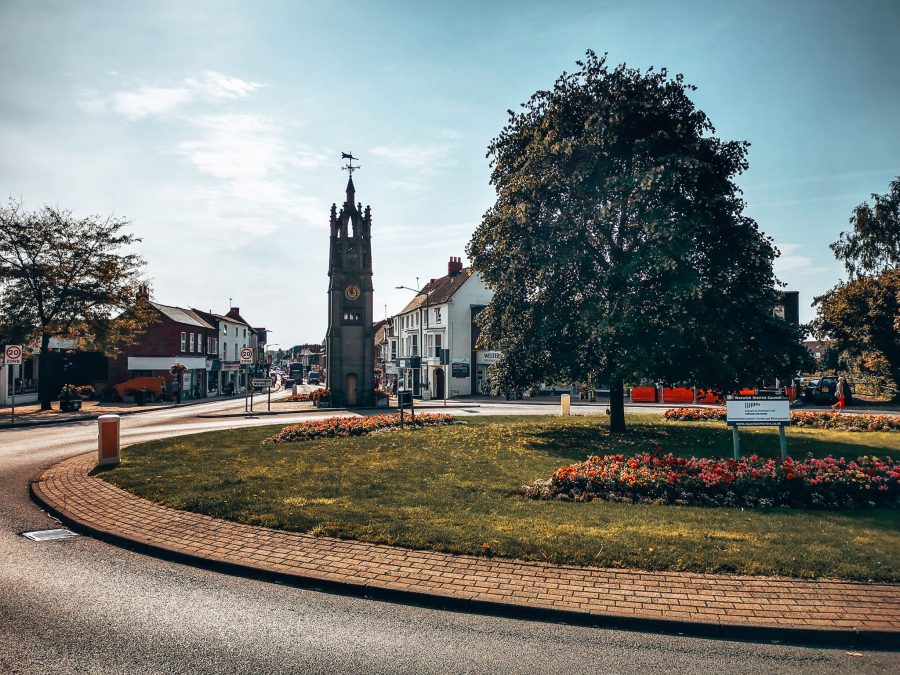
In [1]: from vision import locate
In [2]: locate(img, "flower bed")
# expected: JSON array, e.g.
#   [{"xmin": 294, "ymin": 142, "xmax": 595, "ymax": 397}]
[
  {"xmin": 284, "ymin": 393, "xmax": 310, "ymax": 402},
  {"xmin": 264, "ymin": 413, "xmax": 456, "ymax": 443},
  {"xmin": 664, "ymin": 408, "xmax": 900, "ymax": 432},
  {"xmin": 521, "ymin": 450, "xmax": 900, "ymax": 509}
]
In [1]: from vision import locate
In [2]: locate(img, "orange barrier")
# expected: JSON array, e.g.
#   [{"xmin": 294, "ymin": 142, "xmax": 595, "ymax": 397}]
[
  {"xmin": 630, "ymin": 387, "xmax": 658, "ymax": 403},
  {"xmin": 696, "ymin": 389, "xmax": 722, "ymax": 404},
  {"xmin": 739, "ymin": 388, "xmax": 757, "ymax": 396},
  {"xmin": 662, "ymin": 387, "xmax": 694, "ymax": 403}
]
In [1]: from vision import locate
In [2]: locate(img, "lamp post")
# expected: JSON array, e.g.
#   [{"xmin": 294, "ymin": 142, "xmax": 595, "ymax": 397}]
[{"xmin": 396, "ymin": 284, "xmax": 430, "ymax": 397}]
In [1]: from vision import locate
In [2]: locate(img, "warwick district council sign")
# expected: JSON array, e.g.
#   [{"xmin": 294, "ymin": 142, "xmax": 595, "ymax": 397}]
[{"xmin": 725, "ymin": 395, "xmax": 790, "ymax": 426}]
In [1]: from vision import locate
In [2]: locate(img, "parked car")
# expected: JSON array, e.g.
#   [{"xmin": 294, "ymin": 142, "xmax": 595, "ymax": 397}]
[
  {"xmin": 284, "ymin": 378, "xmax": 295, "ymax": 388},
  {"xmin": 306, "ymin": 371, "xmax": 321, "ymax": 385},
  {"xmin": 804, "ymin": 376, "xmax": 852, "ymax": 405}
]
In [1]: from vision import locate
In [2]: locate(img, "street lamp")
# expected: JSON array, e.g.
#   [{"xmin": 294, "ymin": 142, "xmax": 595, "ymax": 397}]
[{"xmin": 396, "ymin": 284, "xmax": 430, "ymax": 397}]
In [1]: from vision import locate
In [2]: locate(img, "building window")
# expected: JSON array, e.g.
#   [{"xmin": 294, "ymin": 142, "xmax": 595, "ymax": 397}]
[
  {"xmin": 243, "ymin": 328, "xmax": 247, "ymax": 338},
  {"xmin": 343, "ymin": 310, "xmax": 361, "ymax": 322},
  {"xmin": 390, "ymin": 340, "xmax": 397, "ymax": 360},
  {"xmin": 434, "ymin": 308, "xmax": 442, "ymax": 324},
  {"xmin": 223, "ymin": 325, "xmax": 228, "ymax": 334},
  {"xmin": 189, "ymin": 333, "xmax": 195, "ymax": 352},
  {"xmin": 180, "ymin": 332, "xmax": 186, "ymax": 352},
  {"xmin": 411, "ymin": 334, "xmax": 418, "ymax": 356},
  {"xmin": 224, "ymin": 343, "xmax": 228, "ymax": 360},
  {"xmin": 435, "ymin": 333, "xmax": 442, "ymax": 357}
]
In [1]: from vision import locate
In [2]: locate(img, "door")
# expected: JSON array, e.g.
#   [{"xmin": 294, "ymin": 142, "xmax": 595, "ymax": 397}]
[
  {"xmin": 345, "ymin": 373, "xmax": 358, "ymax": 406},
  {"xmin": 434, "ymin": 367, "xmax": 445, "ymax": 400}
]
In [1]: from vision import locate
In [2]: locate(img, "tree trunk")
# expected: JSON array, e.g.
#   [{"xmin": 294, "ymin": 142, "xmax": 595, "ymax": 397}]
[
  {"xmin": 38, "ymin": 332, "xmax": 52, "ymax": 411},
  {"xmin": 609, "ymin": 376, "xmax": 626, "ymax": 433}
]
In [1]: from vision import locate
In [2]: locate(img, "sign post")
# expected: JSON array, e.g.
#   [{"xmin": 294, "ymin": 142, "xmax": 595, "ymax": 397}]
[
  {"xmin": 240, "ymin": 347, "xmax": 254, "ymax": 413},
  {"xmin": 398, "ymin": 390, "xmax": 413, "ymax": 429},
  {"xmin": 726, "ymin": 395, "xmax": 791, "ymax": 460},
  {"xmin": 5, "ymin": 345, "xmax": 23, "ymax": 424},
  {"xmin": 251, "ymin": 377, "xmax": 274, "ymax": 412}
]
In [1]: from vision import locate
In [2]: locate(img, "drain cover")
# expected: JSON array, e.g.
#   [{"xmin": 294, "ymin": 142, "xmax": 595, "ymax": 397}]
[{"xmin": 22, "ymin": 528, "xmax": 79, "ymax": 542}]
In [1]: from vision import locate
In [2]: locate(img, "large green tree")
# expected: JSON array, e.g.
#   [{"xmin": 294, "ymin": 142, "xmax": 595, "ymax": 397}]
[
  {"xmin": 814, "ymin": 177, "xmax": 900, "ymax": 399},
  {"xmin": 830, "ymin": 177, "xmax": 900, "ymax": 277},
  {"xmin": 0, "ymin": 199, "xmax": 150, "ymax": 409},
  {"xmin": 467, "ymin": 52, "xmax": 809, "ymax": 432}
]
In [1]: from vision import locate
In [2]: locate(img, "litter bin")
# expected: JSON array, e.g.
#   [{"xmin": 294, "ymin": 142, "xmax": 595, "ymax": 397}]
[{"xmin": 135, "ymin": 389, "xmax": 147, "ymax": 406}]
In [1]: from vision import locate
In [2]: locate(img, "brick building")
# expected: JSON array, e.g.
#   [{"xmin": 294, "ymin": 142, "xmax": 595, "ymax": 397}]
[{"xmin": 109, "ymin": 300, "xmax": 217, "ymax": 400}]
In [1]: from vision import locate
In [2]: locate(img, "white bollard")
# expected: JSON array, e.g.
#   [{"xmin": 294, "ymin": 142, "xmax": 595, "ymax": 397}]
[
  {"xmin": 97, "ymin": 414, "xmax": 121, "ymax": 467},
  {"xmin": 292, "ymin": 384, "xmax": 299, "ymax": 396},
  {"xmin": 561, "ymin": 393, "xmax": 571, "ymax": 416}
]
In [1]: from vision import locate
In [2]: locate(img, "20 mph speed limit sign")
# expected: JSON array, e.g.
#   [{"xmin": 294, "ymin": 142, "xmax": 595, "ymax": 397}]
[
  {"xmin": 4, "ymin": 345, "xmax": 23, "ymax": 365},
  {"xmin": 239, "ymin": 347, "xmax": 254, "ymax": 364}
]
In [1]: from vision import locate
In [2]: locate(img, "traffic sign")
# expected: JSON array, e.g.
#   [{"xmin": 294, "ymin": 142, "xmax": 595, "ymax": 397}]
[
  {"xmin": 251, "ymin": 378, "xmax": 272, "ymax": 387},
  {"xmin": 239, "ymin": 347, "xmax": 253, "ymax": 364},
  {"xmin": 4, "ymin": 345, "xmax": 23, "ymax": 365}
]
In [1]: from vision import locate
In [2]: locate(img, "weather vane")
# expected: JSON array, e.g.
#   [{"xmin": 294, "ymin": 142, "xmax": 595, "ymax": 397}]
[{"xmin": 341, "ymin": 151, "xmax": 360, "ymax": 176}]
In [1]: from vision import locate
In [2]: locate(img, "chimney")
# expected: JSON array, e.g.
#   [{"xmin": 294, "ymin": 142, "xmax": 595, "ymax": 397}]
[
  {"xmin": 136, "ymin": 283, "xmax": 150, "ymax": 302},
  {"xmin": 448, "ymin": 256, "xmax": 463, "ymax": 277}
]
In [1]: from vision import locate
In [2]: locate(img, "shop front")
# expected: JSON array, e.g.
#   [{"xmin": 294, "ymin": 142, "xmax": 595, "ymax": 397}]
[{"xmin": 474, "ymin": 350, "xmax": 501, "ymax": 396}]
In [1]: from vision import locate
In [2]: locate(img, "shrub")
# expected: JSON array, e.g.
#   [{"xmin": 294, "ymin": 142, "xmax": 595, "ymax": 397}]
[
  {"xmin": 75, "ymin": 384, "xmax": 95, "ymax": 397},
  {"xmin": 309, "ymin": 388, "xmax": 331, "ymax": 402},
  {"xmin": 264, "ymin": 413, "xmax": 455, "ymax": 443},
  {"xmin": 664, "ymin": 408, "xmax": 900, "ymax": 432},
  {"xmin": 521, "ymin": 450, "xmax": 900, "ymax": 509}
]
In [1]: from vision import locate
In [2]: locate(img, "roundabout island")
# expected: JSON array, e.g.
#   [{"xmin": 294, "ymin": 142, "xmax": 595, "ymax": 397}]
[{"xmin": 31, "ymin": 410, "xmax": 900, "ymax": 646}]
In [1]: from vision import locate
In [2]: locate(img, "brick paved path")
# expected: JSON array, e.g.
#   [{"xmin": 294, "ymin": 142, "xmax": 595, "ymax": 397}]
[{"xmin": 33, "ymin": 453, "xmax": 900, "ymax": 640}]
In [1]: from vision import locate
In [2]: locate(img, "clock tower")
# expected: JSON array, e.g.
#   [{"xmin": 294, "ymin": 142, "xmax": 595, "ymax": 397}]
[{"xmin": 324, "ymin": 161, "xmax": 375, "ymax": 407}]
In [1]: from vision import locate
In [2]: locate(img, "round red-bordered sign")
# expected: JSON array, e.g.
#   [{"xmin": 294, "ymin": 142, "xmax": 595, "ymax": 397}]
[{"xmin": 4, "ymin": 345, "xmax": 23, "ymax": 364}]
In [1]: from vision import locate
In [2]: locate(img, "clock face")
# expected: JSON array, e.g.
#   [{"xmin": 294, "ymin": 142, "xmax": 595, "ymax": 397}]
[{"xmin": 344, "ymin": 284, "xmax": 361, "ymax": 301}]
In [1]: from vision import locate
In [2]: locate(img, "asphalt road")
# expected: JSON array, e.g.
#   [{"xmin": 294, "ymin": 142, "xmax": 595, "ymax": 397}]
[{"xmin": 1, "ymin": 393, "xmax": 897, "ymax": 674}]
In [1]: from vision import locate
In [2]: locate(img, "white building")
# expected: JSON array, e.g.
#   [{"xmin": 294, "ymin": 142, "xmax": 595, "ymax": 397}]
[
  {"xmin": 192, "ymin": 307, "xmax": 253, "ymax": 394},
  {"xmin": 391, "ymin": 257, "xmax": 494, "ymax": 398}
]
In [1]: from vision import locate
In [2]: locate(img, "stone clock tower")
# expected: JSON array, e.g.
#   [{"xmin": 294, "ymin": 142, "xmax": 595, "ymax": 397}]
[{"xmin": 324, "ymin": 164, "xmax": 375, "ymax": 407}]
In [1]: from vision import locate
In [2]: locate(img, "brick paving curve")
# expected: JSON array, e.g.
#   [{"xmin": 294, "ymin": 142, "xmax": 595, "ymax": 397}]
[{"xmin": 32, "ymin": 452, "xmax": 900, "ymax": 640}]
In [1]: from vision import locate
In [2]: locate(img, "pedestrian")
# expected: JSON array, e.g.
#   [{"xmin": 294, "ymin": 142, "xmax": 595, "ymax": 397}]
[
  {"xmin": 832, "ymin": 374, "xmax": 846, "ymax": 412},
  {"xmin": 160, "ymin": 381, "xmax": 168, "ymax": 402},
  {"xmin": 172, "ymin": 379, "xmax": 181, "ymax": 404},
  {"xmin": 226, "ymin": 380, "xmax": 235, "ymax": 397}
]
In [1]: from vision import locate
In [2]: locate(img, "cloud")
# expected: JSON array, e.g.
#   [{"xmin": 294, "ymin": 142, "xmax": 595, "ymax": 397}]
[
  {"xmin": 111, "ymin": 86, "xmax": 193, "ymax": 119},
  {"xmin": 370, "ymin": 137, "xmax": 460, "ymax": 192},
  {"xmin": 774, "ymin": 243, "xmax": 830, "ymax": 277},
  {"xmin": 173, "ymin": 113, "xmax": 327, "ymax": 236},
  {"xmin": 79, "ymin": 71, "xmax": 264, "ymax": 120},
  {"xmin": 370, "ymin": 142, "xmax": 454, "ymax": 170}
]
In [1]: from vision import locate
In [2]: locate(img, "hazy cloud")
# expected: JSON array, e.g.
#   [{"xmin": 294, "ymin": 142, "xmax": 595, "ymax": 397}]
[{"xmin": 78, "ymin": 71, "xmax": 264, "ymax": 120}]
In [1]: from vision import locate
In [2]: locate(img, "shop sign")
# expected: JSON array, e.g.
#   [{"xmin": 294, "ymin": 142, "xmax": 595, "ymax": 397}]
[
  {"xmin": 452, "ymin": 361, "xmax": 470, "ymax": 378},
  {"xmin": 385, "ymin": 363, "xmax": 399, "ymax": 375},
  {"xmin": 476, "ymin": 350, "xmax": 502, "ymax": 365}
]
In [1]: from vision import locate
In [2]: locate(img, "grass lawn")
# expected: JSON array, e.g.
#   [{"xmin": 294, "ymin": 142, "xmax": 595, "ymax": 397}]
[{"xmin": 100, "ymin": 414, "xmax": 900, "ymax": 581}]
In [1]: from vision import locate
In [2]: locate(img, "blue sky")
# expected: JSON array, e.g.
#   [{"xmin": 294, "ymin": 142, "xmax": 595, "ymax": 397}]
[{"xmin": 1, "ymin": 0, "xmax": 898, "ymax": 345}]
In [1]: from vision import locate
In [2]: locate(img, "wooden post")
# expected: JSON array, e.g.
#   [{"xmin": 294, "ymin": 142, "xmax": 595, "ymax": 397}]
[
  {"xmin": 779, "ymin": 424, "xmax": 788, "ymax": 460},
  {"xmin": 732, "ymin": 425, "xmax": 741, "ymax": 460}
]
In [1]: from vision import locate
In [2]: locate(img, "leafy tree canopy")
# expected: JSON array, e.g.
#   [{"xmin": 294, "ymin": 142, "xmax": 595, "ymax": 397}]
[
  {"xmin": 831, "ymin": 177, "xmax": 900, "ymax": 277},
  {"xmin": 0, "ymin": 199, "xmax": 151, "ymax": 408},
  {"xmin": 467, "ymin": 51, "xmax": 810, "ymax": 431},
  {"xmin": 814, "ymin": 268, "xmax": 900, "ymax": 399}
]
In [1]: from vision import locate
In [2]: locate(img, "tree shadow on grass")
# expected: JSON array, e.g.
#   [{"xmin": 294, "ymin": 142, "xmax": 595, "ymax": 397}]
[{"xmin": 528, "ymin": 420, "xmax": 900, "ymax": 463}]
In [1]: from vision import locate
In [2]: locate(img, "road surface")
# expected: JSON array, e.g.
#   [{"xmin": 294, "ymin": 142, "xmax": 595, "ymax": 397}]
[{"xmin": 1, "ymin": 392, "xmax": 896, "ymax": 673}]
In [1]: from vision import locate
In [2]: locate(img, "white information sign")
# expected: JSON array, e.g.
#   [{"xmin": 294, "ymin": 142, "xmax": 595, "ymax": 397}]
[
  {"xmin": 726, "ymin": 395, "xmax": 790, "ymax": 426},
  {"xmin": 251, "ymin": 378, "xmax": 272, "ymax": 387},
  {"xmin": 475, "ymin": 351, "xmax": 502, "ymax": 365},
  {"xmin": 239, "ymin": 347, "xmax": 254, "ymax": 364},
  {"xmin": 4, "ymin": 345, "xmax": 23, "ymax": 365}
]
